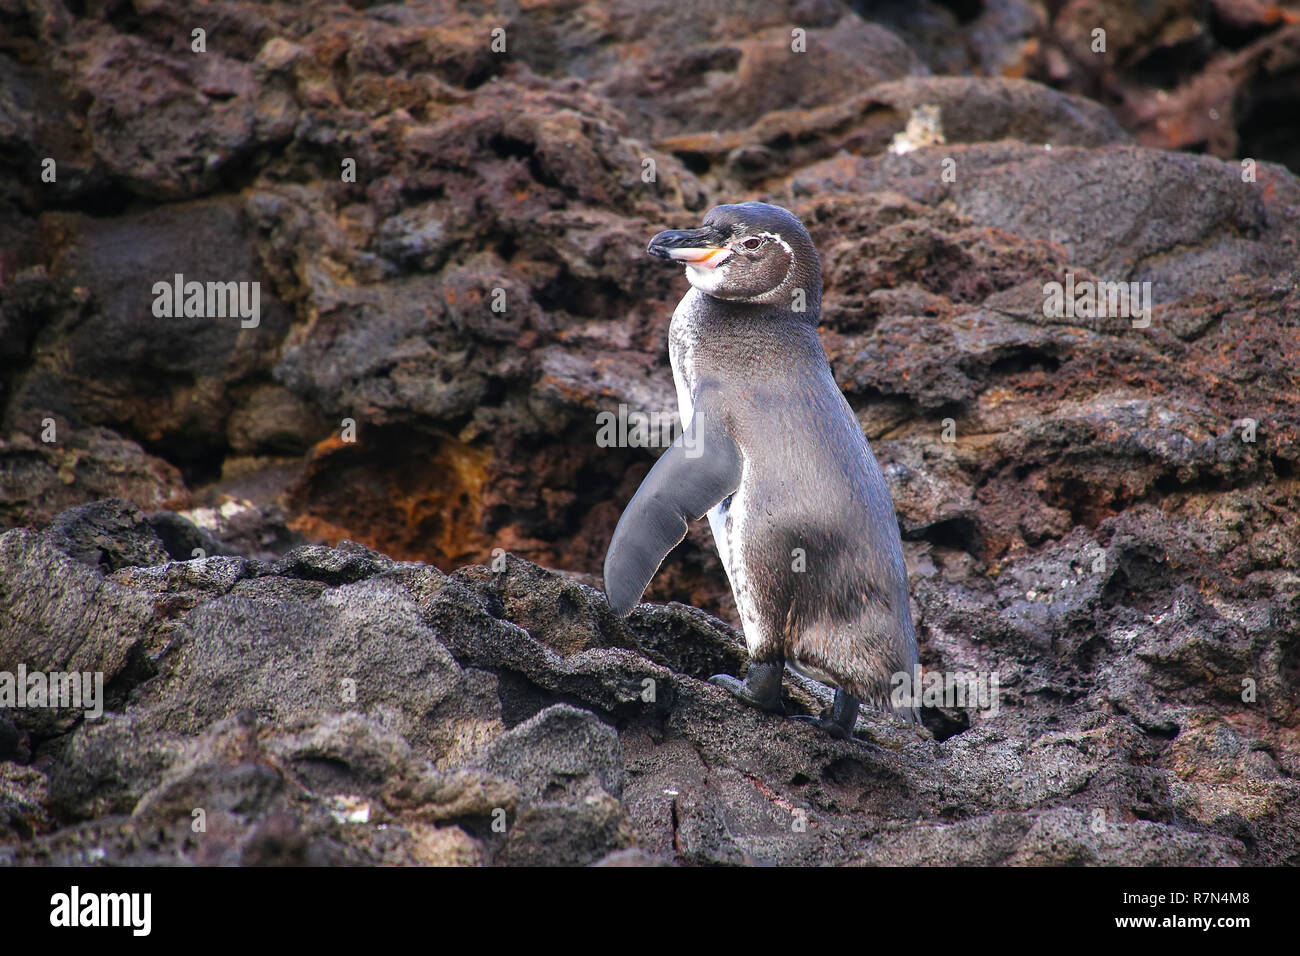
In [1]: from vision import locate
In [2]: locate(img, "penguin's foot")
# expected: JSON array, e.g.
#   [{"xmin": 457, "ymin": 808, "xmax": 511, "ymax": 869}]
[
  {"xmin": 708, "ymin": 661, "xmax": 785, "ymax": 714},
  {"xmin": 789, "ymin": 714, "xmax": 850, "ymax": 739},
  {"xmin": 791, "ymin": 690, "xmax": 860, "ymax": 740}
]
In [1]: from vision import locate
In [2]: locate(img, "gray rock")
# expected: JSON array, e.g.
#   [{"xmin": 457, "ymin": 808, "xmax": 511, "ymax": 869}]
[
  {"xmin": 494, "ymin": 794, "xmax": 629, "ymax": 867},
  {"xmin": 45, "ymin": 715, "xmax": 186, "ymax": 822},
  {"xmin": 43, "ymin": 498, "xmax": 170, "ymax": 573},
  {"xmin": 129, "ymin": 574, "xmax": 484, "ymax": 764},
  {"xmin": 866, "ymin": 76, "xmax": 1130, "ymax": 148},
  {"xmin": 146, "ymin": 511, "xmax": 227, "ymax": 563},
  {"xmin": 479, "ymin": 704, "xmax": 624, "ymax": 803},
  {"xmin": 0, "ymin": 527, "xmax": 164, "ymax": 735}
]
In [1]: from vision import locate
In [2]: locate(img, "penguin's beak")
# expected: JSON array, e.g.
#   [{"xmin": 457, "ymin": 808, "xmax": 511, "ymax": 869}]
[{"xmin": 647, "ymin": 227, "xmax": 732, "ymax": 268}]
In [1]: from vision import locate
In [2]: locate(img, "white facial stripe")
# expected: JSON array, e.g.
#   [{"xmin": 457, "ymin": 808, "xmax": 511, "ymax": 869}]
[{"xmin": 754, "ymin": 232, "xmax": 793, "ymax": 256}]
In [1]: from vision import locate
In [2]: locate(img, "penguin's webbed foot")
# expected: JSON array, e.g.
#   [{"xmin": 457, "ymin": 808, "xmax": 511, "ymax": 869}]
[
  {"xmin": 708, "ymin": 661, "xmax": 785, "ymax": 714},
  {"xmin": 790, "ymin": 690, "xmax": 861, "ymax": 740},
  {"xmin": 789, "ymin": 714, "xmax": 850, "ymax": 739}
]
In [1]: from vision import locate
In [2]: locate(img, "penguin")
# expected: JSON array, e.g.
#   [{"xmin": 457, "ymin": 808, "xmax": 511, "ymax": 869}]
[{"xmin": 602, "ymin": 201, "xmax": 919, "ymax": 738}]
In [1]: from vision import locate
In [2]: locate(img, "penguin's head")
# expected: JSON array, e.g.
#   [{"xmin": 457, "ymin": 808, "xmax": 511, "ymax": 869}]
[{"xmin": 646, "ymin": 201, "xmax": 820, "ymax": 309}]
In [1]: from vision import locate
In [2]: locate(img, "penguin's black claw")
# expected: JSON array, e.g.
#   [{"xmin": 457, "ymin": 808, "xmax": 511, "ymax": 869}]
[
  {"xmin": 708, "ymin": 667, "xmax": 785, "ymax": 715},
  {"xmin": 790, "ymin": 713, "xmax": 852, "ymax": 739},
  {"xmin": 791, "ymin": 690, "xmax": 860, "ymax": 739}
]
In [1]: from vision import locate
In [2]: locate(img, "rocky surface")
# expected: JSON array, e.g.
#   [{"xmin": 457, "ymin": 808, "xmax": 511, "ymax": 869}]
[
  {"xmin": 0, "ymin": 1, "xmax": 1297, "ymax": 865},
  {"xmin": 0, "ymin": 497, "xmax": 1293, "ymax": 865}
]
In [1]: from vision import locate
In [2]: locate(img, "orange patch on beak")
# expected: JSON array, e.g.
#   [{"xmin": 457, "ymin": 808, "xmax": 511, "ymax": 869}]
[{"xmin": 669, "ymin": 246, "xmax": 730, "ymax": 267}]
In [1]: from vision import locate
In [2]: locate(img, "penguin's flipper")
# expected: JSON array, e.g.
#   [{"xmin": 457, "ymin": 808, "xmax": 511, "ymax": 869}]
[{"xmin": 603, "ymin": 399, "xmax": 741, "ymax": 617}]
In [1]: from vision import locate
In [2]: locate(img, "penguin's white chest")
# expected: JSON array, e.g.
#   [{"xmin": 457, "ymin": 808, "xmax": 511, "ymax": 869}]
[
  {"xmin": 668, "ymin": 292, "xmax": 731, "ymax": 549},
  {"xmin": 667, "ymin": 290, "xmax": 703, "ymax": 432},
  {"xmin": 668, "ymin": 292, "xmax": 756, "ymax": 647}
]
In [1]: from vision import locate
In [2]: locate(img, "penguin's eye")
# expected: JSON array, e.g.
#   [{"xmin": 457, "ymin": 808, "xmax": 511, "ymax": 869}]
[{"xmin": 741, "ymin": 237, "xmax": 763, "ymax": 250}]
